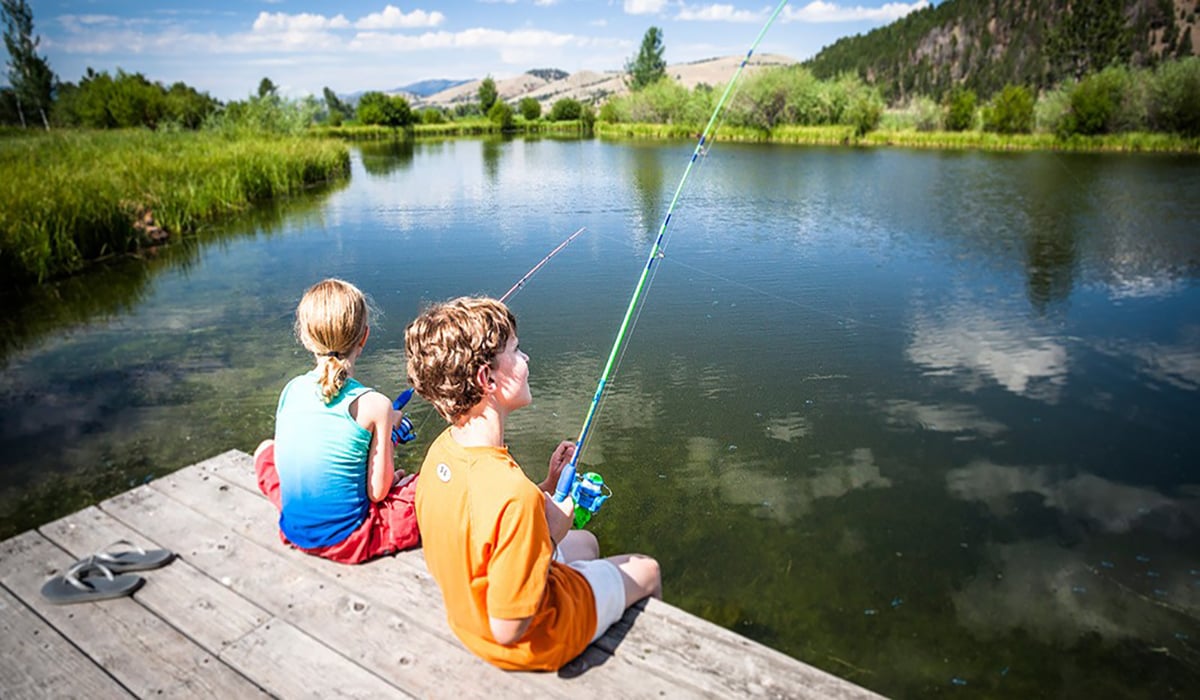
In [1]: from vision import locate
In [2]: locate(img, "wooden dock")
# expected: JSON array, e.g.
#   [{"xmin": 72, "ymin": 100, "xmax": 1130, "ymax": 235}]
[{"xmin": 0, "ymin": 450, "xmax": 882, "ymax": 699}]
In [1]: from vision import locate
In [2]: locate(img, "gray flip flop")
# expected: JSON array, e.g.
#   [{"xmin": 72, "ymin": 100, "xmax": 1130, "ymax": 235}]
[
  {"xmin": 84, "ymin": 539, "xmax": 175, "ymax": 573},
  {"xmin": 40, "ymin": 559, "xmax": 144, "ymax": 605}
]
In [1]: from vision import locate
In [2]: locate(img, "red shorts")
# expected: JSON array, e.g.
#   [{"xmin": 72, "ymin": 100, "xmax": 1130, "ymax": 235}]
[{"xmin": 254, "ymin": 442, "xmax": 420, "ymax": 564}]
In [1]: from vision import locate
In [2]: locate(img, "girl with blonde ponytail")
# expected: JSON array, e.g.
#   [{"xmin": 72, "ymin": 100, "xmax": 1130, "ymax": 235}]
[{"xmin": 253, "ymin": 278, "xmax": 420, "ymax": 563}]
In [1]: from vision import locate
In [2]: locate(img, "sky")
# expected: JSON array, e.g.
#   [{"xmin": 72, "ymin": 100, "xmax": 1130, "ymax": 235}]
[{"xmin": 16, "ymin": 1, "xmax": 935, "ymax": 100}]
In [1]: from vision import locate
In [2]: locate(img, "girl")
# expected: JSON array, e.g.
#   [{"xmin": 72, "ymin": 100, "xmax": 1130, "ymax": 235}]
[{"xmin": 253, "ymin": 278, "xmax": 419, "ymax": 563}]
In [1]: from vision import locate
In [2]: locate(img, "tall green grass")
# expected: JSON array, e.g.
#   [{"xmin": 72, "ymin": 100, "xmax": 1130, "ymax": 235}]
[
  {"xmin": 1, "ymin": 129, "xmax": 349, "ymax": 286},
  {"xmin": 596, "ymin": 121, "xmax": 1200, "ymax": 152}
]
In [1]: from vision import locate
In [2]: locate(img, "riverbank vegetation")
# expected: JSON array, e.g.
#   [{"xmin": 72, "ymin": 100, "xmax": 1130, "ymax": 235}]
[
  {"xmin": 596, "ymin": 57, "xmax": 1200, "ymax": 152},
  {"xmin": 0, "ymin": 130, "xmax": 349, "ymax": 286}
]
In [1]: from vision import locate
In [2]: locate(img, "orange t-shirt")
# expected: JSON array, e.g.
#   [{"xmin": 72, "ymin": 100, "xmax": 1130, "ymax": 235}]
[{"xmin": 415, "ymin": 428, "xmax": 597, "ymax": 670}]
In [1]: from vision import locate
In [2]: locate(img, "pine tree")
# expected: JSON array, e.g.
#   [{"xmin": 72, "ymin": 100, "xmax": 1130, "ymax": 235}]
[
  {"xmin": 626, "ymin": 27, "xmax": 666, "ymax": 91},
  {"xmin": 1, "ymin": 0, "xmax": 55, "ymax": 129}
]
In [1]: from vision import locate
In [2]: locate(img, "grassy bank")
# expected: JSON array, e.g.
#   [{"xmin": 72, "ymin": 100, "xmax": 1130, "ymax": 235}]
[
  {"xmin": 314, "ymin": 119, "xmax": 591, "ymax": 140},
  {"xmin": 0, "ymin": 129, "xmax": 350, "ymax": 287},
  {"xmin": 595, "ymin": 122, "xmax": 1200, "ymax": 153}
]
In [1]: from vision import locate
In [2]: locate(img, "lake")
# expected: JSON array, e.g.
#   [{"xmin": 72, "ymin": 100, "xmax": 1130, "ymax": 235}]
[{"xmin": 1, "ymin": 136, "xmax": 1198, "ymax": 698}]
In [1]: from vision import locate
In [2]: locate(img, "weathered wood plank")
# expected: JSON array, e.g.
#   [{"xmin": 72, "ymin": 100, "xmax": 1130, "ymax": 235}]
[
  {"xmin": 38, "ymin": 505, "xmax": 269, "ymax": 655},
  {"xmin": 0, "ymin": 531, "xmax": 265, "ymax": 698},
  {"xmin": 0, "ymin": 584, "xmax": 132, "ymax": 699},
  {"xmin": 599, "ymin": 598, "xmax": 883, "ymax": 699},
  {"xmin": 185, "ymin": 455, "xmax": 695, "ymax": 697},
  {"xmin": 221, "ymin": 617, "xmax": 408, "ymax": 700},
  {"xmin": 103, "ymin": 480, "xmax": 556, "ymax": 699}
]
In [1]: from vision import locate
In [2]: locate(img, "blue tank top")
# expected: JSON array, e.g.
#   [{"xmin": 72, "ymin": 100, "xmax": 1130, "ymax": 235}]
[{"xmin": 273, "ymin": 371, "xmax": 373, "ymax": 549}]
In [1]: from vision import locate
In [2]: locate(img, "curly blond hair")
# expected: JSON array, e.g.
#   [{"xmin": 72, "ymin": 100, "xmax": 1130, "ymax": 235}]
[
  {"xmin": 404, "ymin": 296, "xmax": 516, "ymax": 422},
  {"xmin": 295, "ymin": 278, "xmax": 370, "ymax": 404}
]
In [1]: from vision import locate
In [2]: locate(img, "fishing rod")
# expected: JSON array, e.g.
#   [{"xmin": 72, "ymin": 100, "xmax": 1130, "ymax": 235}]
[
  {"xmin": 392, "ymin": 226, "xmax": 589, "ymax": 444},
  {"xmin": 500, "ymin": 227, "xmax": 586, "ymax": 303},
  {"xmin": 554, "ymin": 0, "xmax": 791, "ymax": 504}
]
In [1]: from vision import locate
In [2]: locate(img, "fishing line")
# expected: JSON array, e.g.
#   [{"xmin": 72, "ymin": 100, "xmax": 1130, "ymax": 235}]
[{"xmin": 555, "ymin": 0, "xmax": 792, "ymax": 501}]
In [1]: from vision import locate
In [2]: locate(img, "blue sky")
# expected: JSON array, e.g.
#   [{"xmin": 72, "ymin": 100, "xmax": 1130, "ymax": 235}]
[{"xmin": 21, "ymin": 1, "xmax": 933, "ymax": 100}]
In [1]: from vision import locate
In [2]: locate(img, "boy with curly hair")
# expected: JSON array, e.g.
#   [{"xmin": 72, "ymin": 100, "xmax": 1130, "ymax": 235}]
[{"xmin": 405, "ymin": 296, "xmax": 661, "ymax": 670}]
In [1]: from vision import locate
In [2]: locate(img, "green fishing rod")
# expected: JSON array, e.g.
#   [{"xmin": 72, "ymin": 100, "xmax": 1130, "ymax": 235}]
[{"xmin": 554, "ymin": 0, "xmax": 791, "ymax": 508}]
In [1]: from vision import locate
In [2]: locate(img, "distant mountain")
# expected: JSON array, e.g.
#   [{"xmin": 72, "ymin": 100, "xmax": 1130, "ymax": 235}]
[
  {"xmin": 804, "ymin": 0, "xmax": 1199, "ymax": 101},
  {"xmin": 395, "ymin": 79, "xmax": 472, "ymax": 97},
  {"xmin": 526, "ymin": 68, "xmax": 569, "ymax": 82}
]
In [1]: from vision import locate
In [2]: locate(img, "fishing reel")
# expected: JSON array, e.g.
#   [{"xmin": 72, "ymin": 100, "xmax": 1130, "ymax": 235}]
[{"xmin": 568, "ymin": 472, "xmax": 612, "ymax": 529}]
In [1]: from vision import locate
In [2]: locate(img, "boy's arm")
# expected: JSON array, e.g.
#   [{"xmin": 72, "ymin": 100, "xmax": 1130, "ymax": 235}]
[
  {"xmin": 489, "ymin": 615, "xmax": 534, "ymax": 646},
  {"xmin": 359, "ymin": 391, "xmax": 398, "ymax": 502}
]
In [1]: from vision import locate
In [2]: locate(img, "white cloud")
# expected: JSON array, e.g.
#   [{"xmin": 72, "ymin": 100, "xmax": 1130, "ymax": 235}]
[
  {"xmin": 354, "ymin": 5, "xmax": 445, "ymax": 30},
  {"xmin": 252, "ymin": 12, "xmax": 351, "ymax": 33},
  {"xmin": 350, "ymin": 27, "xmax": 588, "ymax": 54},
  {"xmin": 624, "ymin": 0, "xmax": 670, "ymax": 15},
  {"xmin": 784, "ymin": 1, "xmax": 929, "ymax": 23},
  {"xmin": 676, "ymin": 4, "xmax": 765, "ymax": 22}
]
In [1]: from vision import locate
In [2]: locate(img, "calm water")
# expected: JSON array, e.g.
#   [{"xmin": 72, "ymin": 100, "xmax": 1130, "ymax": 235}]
[{"xmin": 2, "ymin": 137, "xmax": 1198, "ymax": 698}]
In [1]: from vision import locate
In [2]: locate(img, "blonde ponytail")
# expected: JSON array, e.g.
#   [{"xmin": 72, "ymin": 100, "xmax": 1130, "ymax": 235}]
[{"xmin": 295, "ymin": 279, "xmax": 370, "ymax": 404}]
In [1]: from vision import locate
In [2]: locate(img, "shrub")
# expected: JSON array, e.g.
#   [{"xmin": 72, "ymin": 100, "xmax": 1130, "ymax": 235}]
[
  {"xmin": 983, "ymin": 84, "xmax": 1035, "ymax": 134},
  {"xmin": 1149, "ymin": 57, "xmax": 1200, "ymax": 135},
  {"xmin": 549, "ymin": 97, "xmax": 583, "ymax": 121},
  {"xmin": 420, "ymin": 108, "xmax": 446, "ymax": 125},
  {"xmin": 518, "ymin": 97, "xmax": 541, "ymax": 121},
  {"xmin": 944, "ymin": 87, "xmax": 977, "ymax": 131},
  {"xmin": 487, "ymin": 100, "xmax": 514, "ymax": 128}
]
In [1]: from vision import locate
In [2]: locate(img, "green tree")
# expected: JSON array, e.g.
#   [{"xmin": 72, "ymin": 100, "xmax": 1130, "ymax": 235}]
[
  {"xmin": 1, "ymin": 0, "xmax": 54, "ymax": 129},
  {"xmin": 487, "ymin": 99, "xmax": 513, "ymax": 129},
  {"xmin": 626, "ymin": 26, "xmax": 666, "ymax": 90},
  {"xmin": 983, "ymin": 84, "xmax": 1034, "ymax": 134},
  {"xmin": 518, "ymin": 96, "xmax": 541, "ymax": 121},
  {"xmin": 478, "ymin": 76, "xmax": 498, "ymax": 113},
  {"xmin": 1149, "ymin": 57, "xmax": 1200, "ymax": 135},
  {"xmin": 944, "ymin": 87, "xmax": 977, "ymax": 131},
  {"xmin": 322, "ymin": 86, "xmax": 351, "ymax": 124},
  {"xmin": 1046, "ymin": 0, "xmax": 1131, "ymax": 82},
  {"xmin": 257, "ymin": 77, "xmax": 278, "ymax": 99},
  {"xmin": 549, "ymin": 97, "xmax": 583, "ymax": 121},
  {"xmin": 356, "ymin": 91, "xmax": 413, "ymax": 128}
]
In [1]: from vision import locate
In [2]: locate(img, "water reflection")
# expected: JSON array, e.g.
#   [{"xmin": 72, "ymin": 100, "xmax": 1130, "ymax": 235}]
[
  {"xmin": 907, "ymin": 298, "xmax": 1069, "ymax": 402},
  {"xmin": 0, "ymin": 191, "xmax": 340, "ymax": 366},
  {"xmin": 358, "ymin": 138, "xmax": 415, "ymax": 177}
]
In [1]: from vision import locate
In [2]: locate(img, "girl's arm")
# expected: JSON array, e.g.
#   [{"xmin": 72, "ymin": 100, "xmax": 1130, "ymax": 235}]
[{"xmin": 357, "ymin": 391, "xmax": 398, "ymax": 502}]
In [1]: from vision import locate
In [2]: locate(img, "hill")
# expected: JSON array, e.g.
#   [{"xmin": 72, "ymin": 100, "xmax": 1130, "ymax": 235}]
[
  {"xmin": 804, "ymin": 0, "xmax": 1199, "ymax": 101},
  {"xmin": 396, "ymin": 78, "xmax": 472, "ymax": 98},
  {"xmin": 413, "ymin": 54, "xmax": 798, "ymax": 110}
]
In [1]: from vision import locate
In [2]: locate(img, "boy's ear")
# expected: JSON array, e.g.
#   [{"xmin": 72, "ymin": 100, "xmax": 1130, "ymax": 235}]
[{"xmin": 476, "ymin": 364, "xmax": 495, "ymax": 392}]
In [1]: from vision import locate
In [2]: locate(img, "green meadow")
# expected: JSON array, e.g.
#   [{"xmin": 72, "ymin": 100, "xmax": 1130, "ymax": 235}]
[{"xmin": 0, "ymin": 129, "xmax": 349, "ymax": 287}]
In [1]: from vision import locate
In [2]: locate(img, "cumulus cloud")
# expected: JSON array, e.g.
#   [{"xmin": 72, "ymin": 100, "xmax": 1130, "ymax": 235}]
[
  {"xmin": 252, "ymin": 12, "xmax": 350, "ymax": 32},
  {"xmin": 676, "ymin": 4, "xmax": 766, "ymax": 22},
  {"xmin": 625, "ymin": 0, "xmax": 670, "ymax": 15},
  {"xmin": 784, "ymin": 1, "xmax": 929, "ymax": 23},
  {"xmin": 354, "ymin": 5, "xmax": 445, "ymax": 30}
]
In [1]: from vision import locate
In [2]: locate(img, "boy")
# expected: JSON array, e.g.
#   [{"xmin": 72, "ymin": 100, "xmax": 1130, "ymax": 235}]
[{"xmin": 405, "ymin": 296, "xmax": 661, "ymax": 671}]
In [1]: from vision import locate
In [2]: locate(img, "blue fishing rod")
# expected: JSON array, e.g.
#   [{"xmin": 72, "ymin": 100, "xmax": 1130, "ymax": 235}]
[
  {"xmin": 554, "ymin": 1, "xmax": 791, "ymax": 521},
  {"xmin": 391, "ymin": 227, "xmax": 588, "ymax": 445}
]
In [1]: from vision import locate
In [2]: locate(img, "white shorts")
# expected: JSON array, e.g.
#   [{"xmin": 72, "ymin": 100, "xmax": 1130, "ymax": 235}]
[{"xmin": 565, "ymin": 559, "xmax": 626, "ymax": 643}]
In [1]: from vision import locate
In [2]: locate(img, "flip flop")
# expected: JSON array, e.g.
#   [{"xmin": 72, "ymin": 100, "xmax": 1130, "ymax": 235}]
[
  {"xmin": 40, "ymin": 559, "xmax": 144, "ymax": 605},
  {"xmin": 83, "ymin": 539, "xmax": 175, "ymax": 573}
]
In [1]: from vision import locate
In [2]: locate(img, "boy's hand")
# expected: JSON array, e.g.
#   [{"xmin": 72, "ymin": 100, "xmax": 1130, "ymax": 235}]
[
  {"xmin": 544, "ymin": 492, "xmax": 575, "ymax": 543},
  {"xmin": 542, "ymin": 441, "xmax": 576, "ymax": 491}
]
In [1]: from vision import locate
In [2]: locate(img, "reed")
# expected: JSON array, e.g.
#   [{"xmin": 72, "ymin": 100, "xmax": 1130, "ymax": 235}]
[
  {"xmin": 596, "ymin": 122, "xmax": 1200, "ymax": 153},
  {"xmin": 0, "ymin": 129, "xmax": 349, "ymax": 286}
]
